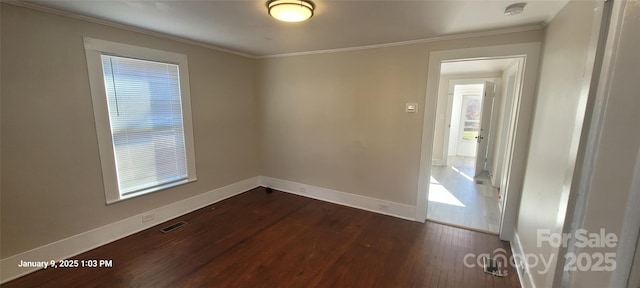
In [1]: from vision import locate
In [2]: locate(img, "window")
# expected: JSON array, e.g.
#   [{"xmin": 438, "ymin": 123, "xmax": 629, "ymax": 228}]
[
  {"xmin": 84, "ymin": 38, "xmax": 197, "ymax": 203},
  {"xmin": 461, "ymin": 94, "xmax": 481, "ymax": 141}
]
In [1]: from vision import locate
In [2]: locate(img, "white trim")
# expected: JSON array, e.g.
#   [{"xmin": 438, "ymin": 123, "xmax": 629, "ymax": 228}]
[
  {"xmin": 259, "ymin": 176, "xmax": 417, "ymax": 221},
  {"xmin": 512, "ymin": 231, "xmax": 537, "ymax": 288},
  {"xmin": 605, "ymin": 0, "xmax": 640, "ymax": 285},
  {"xmin": 0, "ymin": 175, "xmax": 419, "ymax": 283},
  {"xmin": 551, "ymin": 0, "xmax": 612, "ymax": 286},
  {"xmin": 84, "ymin": 37, "xmax": 198, "ymax": 204},
  {"xmin": 426, "ymin": 219, "xmax": 497, "ymax": 235},
  {"xmin": 417, "ymin": 43, "xmax": 541, "ymax": 244},
  {"xmin": 0, "ymin": 177, "xmax": 260, "ymax": 284},
  {"xmin": 612, "ymin": 146, "xmax": 640, "ymax": 287},
  {"xmin": 2, "ymin": 1, "xmax": 254, "ymax": 59},
  {"xmin": 4, "ymin": 1, "xmax": 544, "ymax": 59},
  {"xmin": 260, "ymin": 25, "xmax": 544, "ymax": 59},
  {"xmin": 492, "ymin": 60, "xmax": 520, "ymax": 189}
]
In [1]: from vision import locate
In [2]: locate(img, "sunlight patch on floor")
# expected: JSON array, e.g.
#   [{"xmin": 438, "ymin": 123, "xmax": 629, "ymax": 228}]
[
  {"xmin": 428, "ymin": 176, "xmax": 466, "ymax": 207},
  {"xmin": 451, "ymin": 166, "xmax": 474, "ymax": 182}
]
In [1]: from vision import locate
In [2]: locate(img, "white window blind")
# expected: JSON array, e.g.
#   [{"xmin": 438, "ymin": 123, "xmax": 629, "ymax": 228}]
[{"xmin": 100, "ymin": 55, "xmax": 188, "ymax": 196}]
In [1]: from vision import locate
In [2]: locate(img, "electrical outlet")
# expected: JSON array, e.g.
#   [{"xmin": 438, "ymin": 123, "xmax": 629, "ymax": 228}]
[
  {"xmin": 378, "ymin": 204, "xmax": 390, "ymax": 211},
  {"xmin": 142, "ymin": 213, "xmax": 155, "ymax": 223},
  {"xmin": 300, "ymin": 186, "xmax": 306, "ymax": 193}
]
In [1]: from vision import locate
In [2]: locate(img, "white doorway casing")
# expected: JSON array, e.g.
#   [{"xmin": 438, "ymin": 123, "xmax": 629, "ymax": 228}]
[
  {"xmin": 493, "ymin": 61, "xmax": 520, "ymax": 189},
  {"xmin": 475, "ymin": 81, "xmax": 495, "ymax": 176},
  {"xmin": 417, "ymin": 43, "xmax": 541, "ymax": 241}
]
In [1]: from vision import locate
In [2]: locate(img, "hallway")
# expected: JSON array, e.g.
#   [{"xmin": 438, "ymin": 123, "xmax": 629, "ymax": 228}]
[{"xmin": 427, "ymin": 156, "xmax": 501, "ymax": 233}]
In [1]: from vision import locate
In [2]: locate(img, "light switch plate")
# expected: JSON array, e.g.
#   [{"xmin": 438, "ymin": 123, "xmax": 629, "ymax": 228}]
[{"xmin": 405, "ymin": 103, "xmax": 418, "ymax": 113}]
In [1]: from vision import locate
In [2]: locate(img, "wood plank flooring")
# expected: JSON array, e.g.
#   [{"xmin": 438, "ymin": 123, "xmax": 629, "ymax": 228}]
[
  {"xmin": 428, "ymin": 156, "xmax": 501, "ymax": 233},
  {"xmin": 3, "ymin": 188, "xmax": 520, "ymax": 288}
]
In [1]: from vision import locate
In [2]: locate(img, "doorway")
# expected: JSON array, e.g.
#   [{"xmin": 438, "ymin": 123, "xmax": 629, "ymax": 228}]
[
  {"xmin": 427, "ymin": 66, "xmax": 504, "ymax": 233},
  {"xmin": 445, "ymin": 81, "xmax": 496, "ymax": 175},
  {"xmin": 416, "ymin": 42, "xmax": 542, "ymax": 241}
]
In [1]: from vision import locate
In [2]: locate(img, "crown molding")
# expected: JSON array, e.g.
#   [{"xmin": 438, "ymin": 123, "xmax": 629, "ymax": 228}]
[
  {"xmin": 4, "ymin": 0, "xmax": 545, "ymax": 60},
  {"xmin": 2, "ymin": 0, "xmax": 256, "ymax": 59},
  {"xmin": 258, "ymin": 25, "xmax": 545, "ymax": 59}
]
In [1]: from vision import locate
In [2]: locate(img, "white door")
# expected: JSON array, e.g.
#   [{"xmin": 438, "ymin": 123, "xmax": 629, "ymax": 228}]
[
  {"xmin": 455, "ymin": 93, "xmax": 482, "ymax": 157},
  {"xmin": 474, "ymin": 81, "xmax": 495, "ymax": 176}
]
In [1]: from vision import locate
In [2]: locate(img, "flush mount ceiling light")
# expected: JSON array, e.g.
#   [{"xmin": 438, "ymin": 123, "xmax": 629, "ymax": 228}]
[
  {"xmin": 268, "ymin": 0, "xmax": 315, "ymax": 22},
  {"xmin": 504, "ymin": 3, "xmax": 527, "ymax": 16}
]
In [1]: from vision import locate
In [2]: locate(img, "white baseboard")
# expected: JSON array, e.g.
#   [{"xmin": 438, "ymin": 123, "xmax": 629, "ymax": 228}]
[
  {"xmin": 0, "ymin": 176, "xmax": 260, "ymax": 284},
  {"xmin": 488, "ymin": 169, "xmax": 501, "ymax": 189},
  {"xmin": 259, "ymin": 176, "xmax": 417, "ymax": 221},
  {"xmin": 1, "ymin": 175, "xmax": 419, "ymax": 284},
  {"xmin": 512, "ymin": 230, "xmax": 537, "ymax": 288}
]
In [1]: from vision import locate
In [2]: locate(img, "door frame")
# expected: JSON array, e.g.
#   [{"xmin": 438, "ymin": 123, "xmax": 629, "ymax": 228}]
[
  {"xmin": 474, "ymin": 81, "xmax": 495, "ymax": 176},
  {"xmin": 440, "ymin": 78, "xmax": 500, "ymax": 167},
  {"xmin": 416, "ymin": 43, "xmax": 541, "ymax": 241},
  {"xmin": 557, "ymin": 0, "xmax": 639, "ymax": 285},
  {"xmin": 493, "ymin": 60, "xmax": 519, "ymax": 189}
]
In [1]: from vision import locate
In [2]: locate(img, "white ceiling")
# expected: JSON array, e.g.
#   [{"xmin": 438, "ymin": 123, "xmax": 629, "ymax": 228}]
[
  {"xmin": 441, "ymin": 58, "xmax": 516, "ymax": 75},
  {"xmin": 23, "ymin": 0, "xmax": 566, "ymax": 57}
]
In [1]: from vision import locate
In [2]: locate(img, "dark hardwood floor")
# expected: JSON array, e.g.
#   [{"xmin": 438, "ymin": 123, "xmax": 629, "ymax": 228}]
[{"xmin": 3, "ymin": 188, "xmax": 520, "ymax": 287}]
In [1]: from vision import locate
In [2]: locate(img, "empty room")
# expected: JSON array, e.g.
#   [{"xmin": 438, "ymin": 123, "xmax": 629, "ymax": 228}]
[{"xmin": 1, "ymin": 0, "xmax": 639, "ymax": 287}]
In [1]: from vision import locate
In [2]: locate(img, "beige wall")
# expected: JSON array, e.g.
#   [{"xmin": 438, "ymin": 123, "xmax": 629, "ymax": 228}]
[
  {"xmin": 514, "ymin": 1, "xmax": 598, "ymax": 287},
  {"xmin": 0, "ymin": 4, "xmax": 259, "ymax": 258},
  {"xmin": 258, "ymin": 31, "xmax": 542, "ymax": 206},
  {"xmin": 570, "ymin": 0, "xmax": 640, "ymax": 286},
  {"xmin": 0, "ymin": 1, "xmax": 545, "ymax": 262}
]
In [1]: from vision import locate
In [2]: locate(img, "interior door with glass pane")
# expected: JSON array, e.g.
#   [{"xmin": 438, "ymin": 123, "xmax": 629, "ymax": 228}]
[{"xmin": 456, "ymin": 94, "xmax": 482, "ymax": 157}]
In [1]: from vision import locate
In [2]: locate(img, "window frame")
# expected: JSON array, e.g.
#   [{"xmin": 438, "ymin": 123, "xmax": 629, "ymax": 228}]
[{"xmin": 84, "ymin": 37, "xmax": 197, "ymax": 204}]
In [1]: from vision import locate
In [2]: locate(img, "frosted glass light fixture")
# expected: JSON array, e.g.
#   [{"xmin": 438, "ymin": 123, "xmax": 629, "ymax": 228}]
[
  {"xmin": 268, "ymin": 0, "xmax": 315, "ymax": 22},
  {"xmin": 504, "ymin": 3, "xmax": 527, "ymax": 16}
]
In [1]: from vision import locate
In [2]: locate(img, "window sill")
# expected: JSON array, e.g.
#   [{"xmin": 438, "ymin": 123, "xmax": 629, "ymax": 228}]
[{"xmin": 106, "ymin": 177, "xmax": 197, "ymax": 205}]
